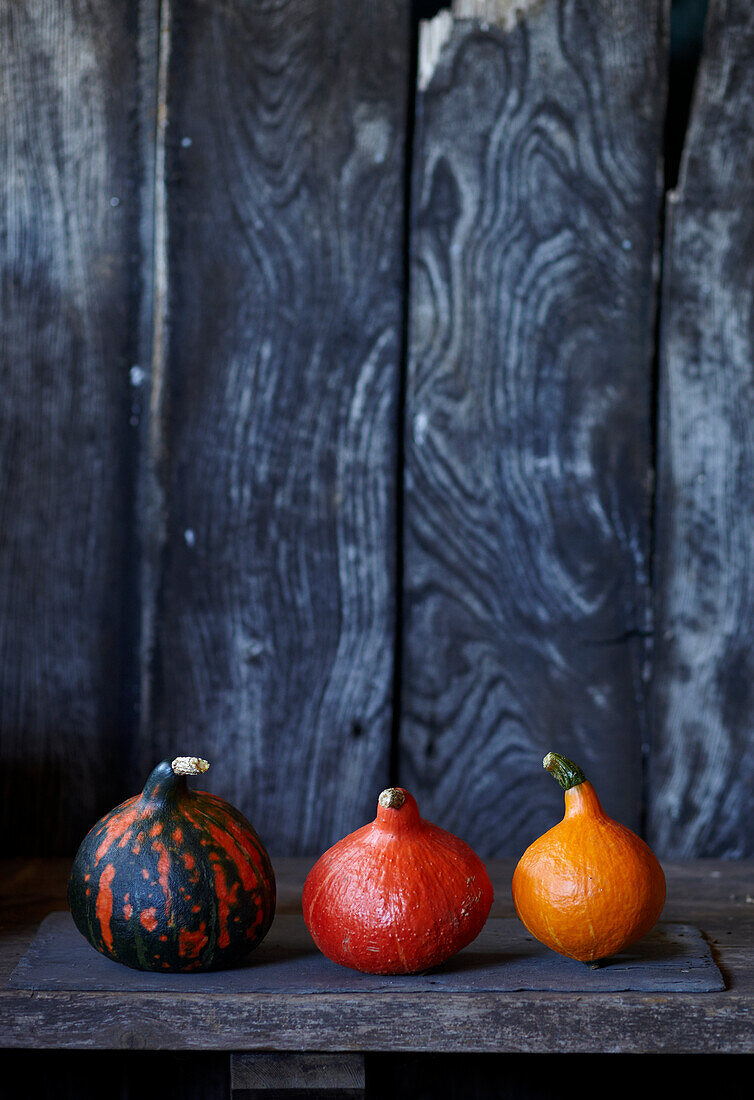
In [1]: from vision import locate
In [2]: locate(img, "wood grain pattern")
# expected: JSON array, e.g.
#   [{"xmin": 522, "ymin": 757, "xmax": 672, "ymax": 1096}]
[
  {"xmin": 650, "ymin": 0, "xmax": 754, "ymax": 857},
  {"xmin": 142, "ymin": 0, "xmax": 409, "ymax": 854},
  {"xmin": 0, "ymin": 2, "xmax": 146, "ymax": 853},
  {"xmin": 231, "ymin": 1052, "xmax": 365, "ymax": 1092},
  {"xmin": 3, "ymin": 986, "xmax": 754, "ymax": 1054},
  {"xmin": 401, "ymin": 0, "xmax": 667, "ymax": 855}
]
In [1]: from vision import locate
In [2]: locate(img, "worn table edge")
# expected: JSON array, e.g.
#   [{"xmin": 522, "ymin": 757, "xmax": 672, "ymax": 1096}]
[
  {"xmin": 1, "ymin": 858, "xmax": 752, "ymax": 1053},
  {"xmin": 1, "ymin": 987, "xmax": 753, "ymax": 1053}
]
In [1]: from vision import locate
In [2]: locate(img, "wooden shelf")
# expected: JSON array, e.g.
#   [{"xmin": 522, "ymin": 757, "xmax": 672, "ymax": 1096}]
[{"xmin": 2, "ymin": 858, "xmax": 753, "ymax": 1054}]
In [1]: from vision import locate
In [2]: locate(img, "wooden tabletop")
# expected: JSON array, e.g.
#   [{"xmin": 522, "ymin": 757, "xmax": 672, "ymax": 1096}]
[{"xmin": 2, "ymin": 858, "xmax": 753, "ymax": 1053}]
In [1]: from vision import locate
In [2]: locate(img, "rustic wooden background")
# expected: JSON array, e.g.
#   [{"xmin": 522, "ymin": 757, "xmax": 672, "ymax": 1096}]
[{"xmin": 2, "ymin": 0, "xmax": 751, "ymax": 862}]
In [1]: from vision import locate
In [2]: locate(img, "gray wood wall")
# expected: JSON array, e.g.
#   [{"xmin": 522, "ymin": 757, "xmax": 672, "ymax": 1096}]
[{"xmin": 1, "ymin": 0, "xmax": 751, "ymax": 860}]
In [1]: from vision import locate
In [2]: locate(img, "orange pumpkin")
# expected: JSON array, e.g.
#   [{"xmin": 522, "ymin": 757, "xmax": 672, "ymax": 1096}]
[{"xmin": 512, "ymin": 752, "xmax": 666, "ymax": 964}]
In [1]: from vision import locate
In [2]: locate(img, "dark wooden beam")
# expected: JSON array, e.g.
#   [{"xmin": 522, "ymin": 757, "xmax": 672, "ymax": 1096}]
[
  {"xmin": 0, "ymin": 1, "xmax": 151, "ymax": 852},
  {"xmin": 651, "ymin": 0, "xmax": 754, "ymax": 856},
  {"xmin": 141, "ymin": 0, "xmax": 410, "ymax": 854},
  {"xmin": 231, "ymin": 1052, "xmax": 364, "ymax": 1099},
  {"xmin": 401, "ymin": 0, "xmax": 668, "ymax": 854}
]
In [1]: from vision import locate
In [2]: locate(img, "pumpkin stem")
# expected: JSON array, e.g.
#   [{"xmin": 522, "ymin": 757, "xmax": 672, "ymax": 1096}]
[
  {"xmin": 378, "ymin": 788, "xmax": 406, "ymax": 810},
  {"xmin": 171, "ymin": 757, "xmax": 210, "ymax": 776},
  {"xmin": 543, "ymin": 752, "xmax": 586, "ymax": 791}
]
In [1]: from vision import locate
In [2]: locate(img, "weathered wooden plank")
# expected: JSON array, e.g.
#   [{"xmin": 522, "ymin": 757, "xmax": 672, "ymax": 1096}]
[
  {"xmin": 231, "ymin": 1052, "xmax": 365, "ymax": 1093},
  {"xmin": 401, "ymin": 0, "xmax": 667, "ymax": 854},
  {"xmin": 134, "ymin": 0, "xmax": 170, "ymax": 759},
  {"xmin": 142, "ymin": 1, "xmax": 409, "ymax": 854},
  {"xmin": 650, "ymin": 0, "xmax": 754, "ymax": 857},
  {"xmin": 3, "ymin": 985, "xmax": 754, "ymax": 1053},
  {"xmin": 0, "ymin": 2, "xmax": 149, "ymax": 853},
  {"xmin": 2, "ymin": 859, "xmax": 754, "ymax": 1055}
]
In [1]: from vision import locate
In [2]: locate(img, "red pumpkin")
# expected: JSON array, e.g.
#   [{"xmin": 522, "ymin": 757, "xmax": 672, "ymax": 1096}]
[
  {"xmin": 68, "ymin": 756, "xmax": 275, "ymax": 971},
  {"xmin": 303, "ymin": 787, "xmax": 494, "ymax": 974}
]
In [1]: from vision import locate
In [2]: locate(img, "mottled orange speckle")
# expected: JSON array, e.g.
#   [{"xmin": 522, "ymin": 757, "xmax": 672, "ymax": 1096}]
[
  {"xmin": 140, "ymin": 908, "xmax": 158, "ymax": 932},
  {"xmin": 205, "ymin": 820, "xmax": 259, "ymax": 893},
  {"xmin": 96, "ymin": 864, "xmax": 117, "ymax": 950},
  {"xmin": 151, "ymin": 839, "xmax": 172, "ymax": 914},
  {"xmin": 178, "ymin": 923, "xmax": 208, "ymax": 959},
  {"xmin": 210, "ymin": 856, "xmax": 232, "ymax": 948},
  {"xmin": 93, "ymin": 802, "xmax": 139, "ymax": 865}
]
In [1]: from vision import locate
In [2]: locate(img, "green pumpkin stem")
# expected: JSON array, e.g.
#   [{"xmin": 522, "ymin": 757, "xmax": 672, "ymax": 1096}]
[
  {"xmin": 141, "ymin": 757, "xmax": 210, "ymax": 804},
  {"xmin": 543, "ymin": 752, "xmax": 586, "ymax": 791}
]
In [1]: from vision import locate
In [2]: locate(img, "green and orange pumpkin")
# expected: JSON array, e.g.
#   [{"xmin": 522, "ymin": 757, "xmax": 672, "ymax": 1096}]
[{"xmin": 68, "ymin": 756, "xmax": 275, "ymax": 971}]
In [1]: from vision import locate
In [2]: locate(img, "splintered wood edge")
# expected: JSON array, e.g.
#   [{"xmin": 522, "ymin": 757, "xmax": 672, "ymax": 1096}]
[
  {"xmin": 418, "ymin": 9, "xmax": 454, "ymax": 91},
  {"xmin": 452, "ymin": 0, "xmax": 545, "ymax": 25},
  {"xmin": 418, "ymin": 1, "xmax": 545, "ymax": 91}
]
